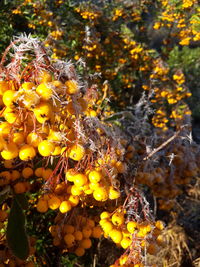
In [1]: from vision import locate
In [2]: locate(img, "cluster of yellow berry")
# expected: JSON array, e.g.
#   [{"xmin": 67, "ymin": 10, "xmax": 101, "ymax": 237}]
[
  {"xmin": 0, "ymin": 36, "xmax": 166, "ymax": 266},
  {"xmin": 143, "ymin": 59, "xmax": 192, "ymax": 131},
  {"xmin": 98, "ymin": 209, "xmax": 165, "ymax": 267},
  {"xmin": 75, "ymin": 7, "xmax": 100, "ymax": 21},
  {"xmin": 49, "ymin": 215, "xmax": 102, "ymax": 256}
]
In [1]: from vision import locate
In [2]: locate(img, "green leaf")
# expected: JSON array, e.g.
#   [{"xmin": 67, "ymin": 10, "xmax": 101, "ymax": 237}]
[
  {"xmin": 15, "ymin": 194, "xmax": 29, "ymax": 210},
  {"xmin": 6, "ymin": 197, "xmax": 29, "ymax": 260}
]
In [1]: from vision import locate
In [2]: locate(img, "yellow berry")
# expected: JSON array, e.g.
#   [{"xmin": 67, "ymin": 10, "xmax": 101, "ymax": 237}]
[
  {"xmin": 111, "ymin": 212, "xmax": 124, "ymax": 227},
  {"xmin": 121, "ymin": 237, "xmax": 132, "ymax": 249},
  {"xmin": 27, "ymin": 132, "xmax": 42, "ymax": 147},
  {"xmin": 65, "ymin": 80, "xmax": 79, "ymax": 95},
  {"xmin": 19, "ymin": 144, "xmax": 36, "ymax": 161},
  {"xmin": 73, "ymin": 173, "xmax": 88, "ymax": 187},
  {"xmin": 109, "ymin": 229, "xmax": 123, "ymax": 243},
  {"xmin": 93, "ymin": 187, "xmax": 108, "ymax": 201},
  {"xmin": 109, "ymin": 186, "xmax": 121, "ymax": 200},
  {"xmin": 1, "ymin": 142, "xmax": 19, "ymax": 160},
  {"xmin": 3, "ymin": 90, "xmax": 17, "ymax": 107},
  {"xmin": 100, "ymin": 211, "xmax": 110, "ymax": 220},
  {"xmin": 88, "ymin": 170, "xmax": 102, "ymax": 183},
  {"xmin": 36, "ymin": 83, "xmax": 52, "ymax": 100},
  {"xmin": 68, "ymin": 144, "xmax": 85, "ymax": 161},
  {"xmin": 38, "ymin": 140, "xmax": 55, "ymax": 157},
  {"xmin": 68, "ymin": 195, "xmax": 79, "ymax": 207},
  {"xmin": 59, "ymin": 200, "xmax": 72, "ymax": 213},
  {"xmin": 127, "ymin": 221, "xmax": 137, "ymax": 234}
]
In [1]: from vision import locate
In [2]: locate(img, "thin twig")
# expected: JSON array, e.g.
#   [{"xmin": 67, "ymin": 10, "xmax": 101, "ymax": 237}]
[{"xmin": 143, "ymin": 126, "xmax": 185, "ymax": 160}]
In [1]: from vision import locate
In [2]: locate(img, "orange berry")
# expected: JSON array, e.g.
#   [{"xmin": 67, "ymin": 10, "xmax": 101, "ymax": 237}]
[
  {"xmin": 21, "ymin": 82, "xmax": 35, "ymax": 90},
  {"xmin": 38, "ymin": 71, "xmax": 52, "ymax": 83},
  {"xmin": 0, "ymin": 171, "xmax": 11, "ymax": 185},
  {"xmin": 12, "ymin": 132, "xmax": 25, "ymax": 145},
  {"xmin": 42, "ymin": 168, "xmax": 53, "ymax": 180},
  {"xmin": 35, "ymin": 167, "xmax": 44, "ymax": 177},
  {"xmin": 80, "ymin": 238, "xmax": 92, "ymax": 249},
  {"xmin": 49, "ymin": 225, "xmax": 59, "ymax": 237},
  {"xmin": 155, "ymin": 220, "xmax": 165, "ymax": 230},
  {"xmin": 33, "ymin": 102, "xmax": 52, "ymax": 123},
  {"xmin": 101, "ymin": 221, "xmax": 113, "ymax": 234},
  {"xmin": 119, "ymin": 255, "xmax": 128, "ymax": 265},
  {"xmin": 4, "ymin": 159, "xmax": 14, "ymax": 168},
  {"xmin": 22, "ymin": 167, "xmax": 33, "ymax": 179},
  {"xmin": 14, "ymin": 182, "xmax": 27, "ymax": 194},
  {"xmin": 92, "ymin": 226, "xmax": 102, "ymax": 238},
  {"xmin": 37, "ymin": 199, "xmax": 48, "ymax": 213},
  {"xmin": 0, "ymin": 122, "xmax": 12, "ymax": 138},
  {"xmin": 63, "ymin": 225, "xmax": 75, "ymax": 234},
  {"xmin": 10, "ymin": 170, "xmax": 20, "ymax": 181},
  {"xmin": 82, "ymin": 227, "xmax": 92, "ymax": 238},
  {"xmin": 53, "ymin": 236, "xmax": 61, "ymax": 246},
  {"xmin": 0, "ymin": 80, "xmax": 9, "ymax": 95},
  {"xmin": 74, "ymin": 231, "xmax": 83, "ymax": 241},
  {"xmin": 86, "ymin": 219, "xmax": 95, "ymax": 228},
  {"xmin": 64, "ymin": 233, "xmax": 75, "ymax": 248},
  {"xmin": 74, "ymin": 247, "xmax": 85, "ymax": 257}
]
